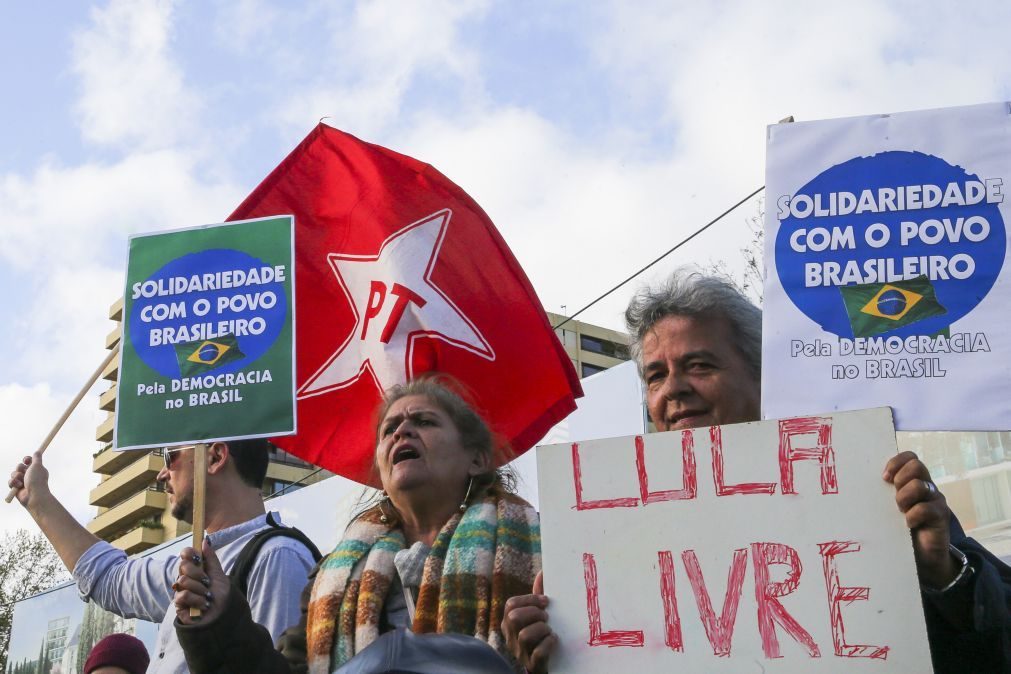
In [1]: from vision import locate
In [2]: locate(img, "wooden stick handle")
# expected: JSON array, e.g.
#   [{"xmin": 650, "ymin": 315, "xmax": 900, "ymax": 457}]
[
  {"xmin": 6, "ymin": 347, "xmax": 120, "ymax": 504},
  {"xmin": 189, "ymin": 442, "xmax": 208, "ymax": 618}
]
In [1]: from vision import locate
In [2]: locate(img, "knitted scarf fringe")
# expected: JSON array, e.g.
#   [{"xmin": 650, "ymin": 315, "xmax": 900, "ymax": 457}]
[{"xmin": 305, "ymin": 493, "xmax": 540, "ymax": 673}]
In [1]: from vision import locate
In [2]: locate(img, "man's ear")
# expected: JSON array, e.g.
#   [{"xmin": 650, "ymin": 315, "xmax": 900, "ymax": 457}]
[{"xmin": 206, "ymin": 442, "xmax": 230, "ymax": 476}]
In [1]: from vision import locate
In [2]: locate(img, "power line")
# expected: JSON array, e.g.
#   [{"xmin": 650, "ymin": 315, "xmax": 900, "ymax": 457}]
[
  {"xmin": 552, "ymin": 185, "xmax": 765, "ymax": 330},
  {"xmin": 263, "ymin": 465, "xmax": 327, "ymax": 501}
]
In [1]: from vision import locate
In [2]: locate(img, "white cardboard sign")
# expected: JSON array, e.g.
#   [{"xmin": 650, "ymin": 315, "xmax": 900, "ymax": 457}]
[
  {"xmin": 763, "ymin": 102, "xmax": 1011, "ymax": 431},
  {"xmin": 537, "ymin": 408, "xmax": 933, "ymax": 673}
]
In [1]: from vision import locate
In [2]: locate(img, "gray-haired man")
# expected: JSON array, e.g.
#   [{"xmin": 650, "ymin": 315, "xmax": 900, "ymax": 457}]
[{"xmin": 504, "ymin": 269, "xmax": 1010, "ymax": 674}]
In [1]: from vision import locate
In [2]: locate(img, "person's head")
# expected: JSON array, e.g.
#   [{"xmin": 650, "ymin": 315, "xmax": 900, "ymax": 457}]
[
  {"xmin": 625, "ymin": 269, "xmax": 762, "ymax": 431},
  {"xmin": 155, "ymin": 438, "xmax": 270, "ymax": 522},
  {"xmin": 83, "ymin": 633, "xmax": 150, "ymax": 674},
  {"xmin": 373, "ymin": 377, "xmax": 512, "ymax": 518}
]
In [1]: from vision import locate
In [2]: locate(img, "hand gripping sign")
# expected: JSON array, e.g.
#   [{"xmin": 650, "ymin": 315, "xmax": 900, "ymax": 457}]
[{"xmin": 537, "ymin": 409, "xmax": 933, "ymax": 673}]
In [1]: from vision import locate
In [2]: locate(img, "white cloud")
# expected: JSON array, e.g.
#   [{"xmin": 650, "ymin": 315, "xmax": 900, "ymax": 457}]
[
  {"xmin": 0, "ymin": 150, "xmax": 242, "ymax": 272},
  {"xmin": 398, "ymin": 0, "xmax": 1011, "ymax": 330},
  {"xmin": 272, "ymin": 0, "xmax": 490, "ymax": 139},
  {"xmin": 0, "ymin": 0, "xmax": 249, "ymax": 542},
  {"xmin": 214, "ymin": 0, "xmax": 285, "ymax": 46},
  {"xmin": 395, "ymin": 106, "xmax": 756, "ymax": 332},
  {"xmin": 0, "ymin": 0, "xmax": 249, "ymax": 400},
  {"xmin": 591, "ymin": 1, "xmax": 1011, "ymax": 178},
  {"xmin": 72, "ymin": 0, "xmax": 201, "ymax": 150},
  {"xmin": 0, "ymin": 382, "xmax": 103, "ymax": 539},
  {"xmin": 9, "ymin": 263, "xmax": 122, "ymax": 384}
]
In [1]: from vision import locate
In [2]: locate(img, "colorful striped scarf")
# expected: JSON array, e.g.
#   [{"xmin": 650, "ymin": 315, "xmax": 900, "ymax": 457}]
[{"xmin": 305, "ymin": 493, "xmax": 540, "ymax": 673}]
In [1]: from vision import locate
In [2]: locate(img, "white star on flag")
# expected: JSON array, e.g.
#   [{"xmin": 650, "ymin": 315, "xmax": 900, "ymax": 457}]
[{"xmin": 298, "ymin": 209, "xmax": 496, "ymax": 399}]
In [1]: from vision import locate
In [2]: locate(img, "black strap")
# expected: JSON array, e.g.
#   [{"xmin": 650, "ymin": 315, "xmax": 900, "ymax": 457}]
[{"xmin": 228, "ymin": 513, "xmax": 323, "ymax": 597}]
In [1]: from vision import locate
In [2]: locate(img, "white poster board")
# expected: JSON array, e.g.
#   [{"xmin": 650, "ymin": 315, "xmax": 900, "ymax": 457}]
[
  {"xmin": 537, "ymin": 408, "xmax": 933, "ymax": 673},
  {"xmin": 763, "ymin": 102, "xmax": 1011, "ymax": 431},
  {"xmin": 513, "ymin": 360, "xmax": 647, "ymax": 509}
]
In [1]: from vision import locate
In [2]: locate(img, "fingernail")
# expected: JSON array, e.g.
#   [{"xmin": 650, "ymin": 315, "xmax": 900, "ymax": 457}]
[
  {"xmin": 201, "ymin": 577, "xmax": 210, "ymax": 587},
  {"xmin": 192, "ymin": 553, "xmax": 202, "ymax": 564},
  {"xmin": 205, "ymin": 591, "xmax": 213, "ymax": 601},
  {"xmin": 203, "ymin": 601, "xmax": 211, "ymax": 610}
]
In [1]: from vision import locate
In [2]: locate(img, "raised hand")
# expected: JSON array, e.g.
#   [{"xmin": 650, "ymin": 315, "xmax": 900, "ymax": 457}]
[{"xmin": 8, "ymin": 451, "xmax": 52, "ymax": 509}]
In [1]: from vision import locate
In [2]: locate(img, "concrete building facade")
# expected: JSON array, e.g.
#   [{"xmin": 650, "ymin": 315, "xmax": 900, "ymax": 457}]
[{"xmin": 546, "ymin": 311, "xmax": 631, "ymax": 377}]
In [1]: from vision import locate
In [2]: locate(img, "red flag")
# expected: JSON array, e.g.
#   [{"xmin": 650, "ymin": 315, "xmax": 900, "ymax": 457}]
[{"xmin": 228, "ymin": 124, "xmax": 582, "ymax": 485}]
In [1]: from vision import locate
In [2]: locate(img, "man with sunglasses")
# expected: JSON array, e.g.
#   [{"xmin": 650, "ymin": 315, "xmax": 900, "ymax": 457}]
[{"xmin": 8, "ymin": 439, "xmax": 316, "ymax": 673}]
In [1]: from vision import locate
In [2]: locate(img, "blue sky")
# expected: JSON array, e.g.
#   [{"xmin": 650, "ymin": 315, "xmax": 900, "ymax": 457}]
[{"xmin": 3, "ymin": 0, "xmax": 1011, "ymax": 537}]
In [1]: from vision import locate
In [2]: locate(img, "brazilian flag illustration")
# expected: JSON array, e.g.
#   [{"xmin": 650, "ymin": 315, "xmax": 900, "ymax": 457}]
[
  {"xmin": 174, "ymin": 335, "xmax": 245, "ymax": 377},
  {"xmin": 839, "ymin": 275, "xmax": 947, "ymax": 338}
]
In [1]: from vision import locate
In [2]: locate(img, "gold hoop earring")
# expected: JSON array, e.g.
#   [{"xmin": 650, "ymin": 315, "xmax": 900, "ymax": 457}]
[{"xmin": 459, "ymin": 477, "xmax": 474, "ymax": 512}]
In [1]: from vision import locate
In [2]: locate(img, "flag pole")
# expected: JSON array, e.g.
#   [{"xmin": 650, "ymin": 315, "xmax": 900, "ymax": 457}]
[
  {"xmin": 189, "ymin": 441, "xmax": 208, "ymax": 618},
  {"xmin": 5, "ymin": 347, "xmax": 120, "ymax": 504}
]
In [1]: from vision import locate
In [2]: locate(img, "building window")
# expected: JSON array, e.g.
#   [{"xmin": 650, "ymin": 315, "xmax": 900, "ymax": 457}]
[
  {"xmin": 263, "ymin": 479, "xmax": 305, "ymax": 498},
  {"xmin": 581, "ymin": 362, "xmax": 607, "ymax": 378},
  {"xmin": 580, "ymin": 335, "xmax": 629, "ymax": 359},
  {"xmin": 971, "ymin": 475, "xmax": 1007, "ymax": 526},
  {"xmin": 554, "ymin": 327, "xmax": 577, "ymax": 348},
  {"xmin": 979, "ymin": 432, "xmax": 1009, "ymax": 466},
  {"xmin": 268, "ymin": 446, "xmax": 313, "ymax": 468},
  {"xmin": 46, "ymin": 616, "xmax": 70, "ymax": 661}
]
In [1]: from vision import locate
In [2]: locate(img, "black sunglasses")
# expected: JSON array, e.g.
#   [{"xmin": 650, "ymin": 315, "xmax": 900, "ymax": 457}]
[{"xmin": 162, "ymin": 445, "xmax": 195, "ymax": 470}]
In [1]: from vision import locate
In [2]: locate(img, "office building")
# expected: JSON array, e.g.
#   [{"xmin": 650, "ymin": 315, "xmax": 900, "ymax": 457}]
[{"xmin": 546, "ymin": 311, "xmax": 631, "ymax": 377}]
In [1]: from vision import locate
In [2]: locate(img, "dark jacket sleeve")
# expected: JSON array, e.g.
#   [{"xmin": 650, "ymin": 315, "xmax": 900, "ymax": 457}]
[
  {"xmin": 921, "ymin": 514, "xmax": 1011, "ymax": 674},
  {"xmin": 176, "ymin": 562, "xmax": 319, "ymax": 674}
]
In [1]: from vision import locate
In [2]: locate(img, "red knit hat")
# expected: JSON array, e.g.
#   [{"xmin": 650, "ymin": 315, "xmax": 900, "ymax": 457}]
[{"xmin": 83, "ymin": 633, "xmax": 151, "ymax": 674}]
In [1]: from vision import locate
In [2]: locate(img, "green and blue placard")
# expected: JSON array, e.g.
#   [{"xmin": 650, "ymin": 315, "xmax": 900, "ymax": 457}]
[{"xmin": 115, "ymin": 216, "xmax": 296, "ymax": 450}]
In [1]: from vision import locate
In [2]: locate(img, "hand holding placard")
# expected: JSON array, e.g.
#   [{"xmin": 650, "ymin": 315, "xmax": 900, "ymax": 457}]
[
  {"xmin": 503, "ymin": 571, "xmax": 556, "ymax": 674},
  {"xmin": 173, "ymin": 539, "xmax": 230, "ymax": 624},
  {"xmin": 883, "ymin": 452, "xmax": 956, "ymax": 590}
]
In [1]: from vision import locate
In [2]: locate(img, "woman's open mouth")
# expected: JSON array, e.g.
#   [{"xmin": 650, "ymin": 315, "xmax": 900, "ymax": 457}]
[{"xmin": 392, "ymin": 445, "xmax": 421, "ymax": 465}]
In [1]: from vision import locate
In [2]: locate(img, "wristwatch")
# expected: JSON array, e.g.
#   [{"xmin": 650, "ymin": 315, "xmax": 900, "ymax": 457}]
[{"xmin": 923, "ymin": 544, "xmax": 975, "ymax": 594}]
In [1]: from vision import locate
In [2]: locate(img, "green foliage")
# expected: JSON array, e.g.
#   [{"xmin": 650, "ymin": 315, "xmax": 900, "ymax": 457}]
[{"xmin": 0, "ymin": 530, "xmax": 68, "ymax": 673}]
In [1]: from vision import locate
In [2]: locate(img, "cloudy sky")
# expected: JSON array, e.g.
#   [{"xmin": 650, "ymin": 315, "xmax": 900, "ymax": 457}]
[{"xmin": 2, "ymin": 0, "xmax": 1010, "ymax": 538}]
